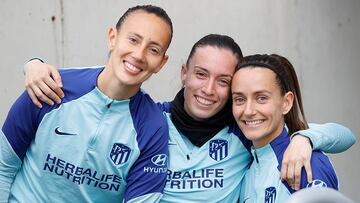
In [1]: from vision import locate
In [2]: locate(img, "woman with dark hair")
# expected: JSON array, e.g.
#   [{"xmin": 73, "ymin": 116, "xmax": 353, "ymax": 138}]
[
  {"xmin": 20, "ymin": 37, "xmax": 355, "ymax": 202},
  {"xmin": 232, "ymin": 54, "xmax": 339, "ymax": 202}
]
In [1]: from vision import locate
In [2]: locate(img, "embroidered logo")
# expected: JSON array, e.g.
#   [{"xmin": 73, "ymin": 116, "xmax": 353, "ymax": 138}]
[
  {"xmin": 306, "ymin": 179, "xmax": 327, "ymax": 188},
  {"xmin": 209, "ymin": 139, "xmax": 228, "ymax": 161},
  {"xmin": 151, "ymin": 154, "xmax": 168, "ymax": 166},
  {"xmin": 265, "ymin": 187, "xmax": 276, "ymax": 203},
  {"xmin": 54, "ymin": 127, "xmax": 76, "ymax": 136},
  {"xmin": 110, "ymin": 143, "xmax": 131, "ymax": 165}
]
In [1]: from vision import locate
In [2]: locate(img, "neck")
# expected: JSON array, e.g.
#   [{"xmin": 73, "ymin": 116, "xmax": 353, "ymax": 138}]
[
  {"xmin": 97, "ymin": 65, "xmax": 140, "ymax": 100},
  {"xmin": 253, "ymin": 121, "xmax": 286, "ymax": 149}
]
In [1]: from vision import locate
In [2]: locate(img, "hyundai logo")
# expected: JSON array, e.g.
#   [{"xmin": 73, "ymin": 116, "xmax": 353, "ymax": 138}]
[{"xmin": 151, "ymin": 154, "xmax": 168, "ymax": 166}]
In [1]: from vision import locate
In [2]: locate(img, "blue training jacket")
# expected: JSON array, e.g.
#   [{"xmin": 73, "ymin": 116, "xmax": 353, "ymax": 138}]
[
  {"xmin": 1, "ymin": 67, "xmax": 169, "ymax": 203},
  {"xmin": 239, "ymin": 128, "xmax": 338, "ymax": 203}
]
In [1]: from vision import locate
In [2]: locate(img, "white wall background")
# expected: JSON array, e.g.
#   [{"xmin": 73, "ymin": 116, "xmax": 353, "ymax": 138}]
[{"xmin": 1, "ymin": 0, "xmax": 359, "ymax": 201}]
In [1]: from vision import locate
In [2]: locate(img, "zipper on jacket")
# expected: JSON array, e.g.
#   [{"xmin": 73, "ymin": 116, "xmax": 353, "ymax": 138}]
[{"xmin": 254, "ymin": 150, "xmax": 259, "ymax": 163}]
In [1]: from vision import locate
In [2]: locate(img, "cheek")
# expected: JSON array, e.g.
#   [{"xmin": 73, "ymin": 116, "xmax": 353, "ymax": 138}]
[
  {"xmin": 185, "ymin": 77, "xmax": 201, "ymax": 91},
  {"xmin": 232, "ymin": 106, "xmax": 243, "ymax": 118},
  {"xmin": 218, "ymin": 87, "xmax": 231, "ymax": 103}
]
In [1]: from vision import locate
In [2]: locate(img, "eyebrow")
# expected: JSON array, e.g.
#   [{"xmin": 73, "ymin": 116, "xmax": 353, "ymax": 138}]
[
  {"xmin": 131, "ymin": 33, "xmax": 165, "ymax": 49},
  {"xmin": 232, "ymin": 90, "xmax": 272, "ymax": 95},
  {"xmin": 232, "ymin": 92, "xmax": 243, "ymax": 96},
  {"xmin": 194, "ymin": 66, "xmax": 233, "ymax": 78}
]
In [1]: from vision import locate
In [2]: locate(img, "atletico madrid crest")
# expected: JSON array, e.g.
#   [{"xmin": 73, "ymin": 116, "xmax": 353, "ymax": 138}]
[
  {"xmin": 209, "ymin": 139, "xmax": 228, "ymax": 161},
  {"xmin": 110, "ymin": 143, "xmax": 131, "ymax": 165}
]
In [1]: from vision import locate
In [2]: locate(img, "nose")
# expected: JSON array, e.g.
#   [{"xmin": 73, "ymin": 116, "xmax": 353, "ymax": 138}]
[
  {"xmin": 201, "ymin": 79, "xmax": 215, "ymax": 95},
  {"xmin": 132, "ymin": 45, "xmax": 146, "ymax": 63},
  {"xmin": 243, "ymin": 100, "xmax": 256, "ymax": 116}
]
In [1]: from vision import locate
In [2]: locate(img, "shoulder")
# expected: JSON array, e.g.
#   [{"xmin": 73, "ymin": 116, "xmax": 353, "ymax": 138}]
[
  {"xmin": 297, "ymin": 151, "xmax": 339, "ymax": 191},
  {"xmin": 129, "ymin": 91, "xmax": 169, "ymax": 148},
  {"xmin": 228, "ymin": 123, "xmax": 252, "ymax": 152},
  {"xmin": 59, "ymin": 66, "xmax": 103, "ymax": 97}
]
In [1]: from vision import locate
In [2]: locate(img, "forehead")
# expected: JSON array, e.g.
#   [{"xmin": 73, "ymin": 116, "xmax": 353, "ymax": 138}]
[
  {"xmin": 189, "ymin": 46, "xmax": 238, "ymax": 76},
  {"xmin": 120, "ymin": 10, "xmax": 171, "ymax": 48},
  {"xmin": 232, "ymin": 67, "xmax": 279, "ymax": 92}
]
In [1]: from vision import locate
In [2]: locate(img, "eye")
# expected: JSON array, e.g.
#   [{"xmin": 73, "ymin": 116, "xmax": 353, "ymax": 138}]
[
  {"xmin": 128, "ymin": 37, "xmax": 138, "ymax": 44},
  {"xmin": 218, "ymin": 79, "xmax": 230, "ymax": 87},
  {"xmin": 195, "ymin": 71, "xmax": 207, "ymax": 79},
  {"xmin": 149, "ymin": 47, "xmax": 161, "ymax": 55},
  {"xmin": 233, "ymin": 96, "xmax": 246, "ymax": 105},
  {"xmin": 257, "ymin": 96, "xmax": 268, "ymax": 104}
]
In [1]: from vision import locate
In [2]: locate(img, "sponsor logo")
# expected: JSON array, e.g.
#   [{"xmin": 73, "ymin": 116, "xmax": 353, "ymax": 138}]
[
  {"xmin": 306, "ymin": 179, "xmax": 327, "ymax": 188},
  {"xmin": 54, "ymin": 127, "xmax": 76, "ymax": 136},
  {"xmin": 166, "ymin": 168, "xmax": 224, "ymax": 189},
  {"xmin": 265, "ymin": 187, "xmax": 276, "ymax": 203},
  {"xmin": 110, "ymin": 143, "xmax": 131, "ymax": 165},
  {"xmin": 209, "ymin": 139, "xmax": 228, "ymax": 161},
  {"xmin": 151, "ymin": 154, "xmax": 168, "ymax": 166},
  {"xmin": 43, "ymin": 154, "xmax": 122, "ymax": 192},
  {"xmin": 144, "ymin": 154, "xmax": 167, "ymax": 174}
]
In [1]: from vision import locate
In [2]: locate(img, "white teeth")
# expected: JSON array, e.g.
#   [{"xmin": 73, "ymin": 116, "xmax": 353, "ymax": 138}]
[
  {"xmin": 196, "ymin": 96, "xmax": 214, "ymax": 105},
  {"xmin": 244, "ymin": 120, "xmax": 263, "ymax": 125},
  {"xmin": 125, "ymin": 62, "xmax": 141, "ymax": 73}
]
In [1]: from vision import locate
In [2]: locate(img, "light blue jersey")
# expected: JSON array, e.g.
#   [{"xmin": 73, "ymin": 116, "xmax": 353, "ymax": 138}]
[
  {"xmin": 161, "ymin": 113, "xmax": 251, "ymax": 203},
  {"xmin": 156, "ymin": 102, "xmax": 354, "ymax": 203},
  {"xmin": 1, "ymin": 67, "xmax": 169, "ymax": 202},
  {"xmin": 239, "ymin": 128, "xmax": 339, "ymax": 203}
]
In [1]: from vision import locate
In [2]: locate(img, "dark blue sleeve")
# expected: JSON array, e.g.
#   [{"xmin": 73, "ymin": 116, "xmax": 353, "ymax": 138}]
[
  {"xmin": 2, "ymin": 91, "xmax": 50, "ymax": 160},
  {"xmin": 156, "ymin": 101, "xmax": 171, "ymax": 113},
  {"xmin": 124, "ymin": 94, "xmax": 169, "ymax": 202},
  {"xmin": 2, "ymin": 67, "xmax": 102, "ymax": 160},
  {"xmin": 299, "ymin": 151, "xmax": 339, "ymax": 190}
]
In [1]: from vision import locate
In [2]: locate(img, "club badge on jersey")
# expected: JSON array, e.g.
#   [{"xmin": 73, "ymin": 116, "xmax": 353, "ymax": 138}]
[
  {"xmin": 209, "ymin": 140, "xmax": 229, "ymax": 161},
  {"xmin": 209, "ymin": 139, "xmax": 228, "ymax": 161},
  {"xmin": 110, "ymin": 143, "xmax": 131, "ymax": 165},
  {"xmin": 265, "ymin": 187, "xmax": 276, "ymax": 203}
]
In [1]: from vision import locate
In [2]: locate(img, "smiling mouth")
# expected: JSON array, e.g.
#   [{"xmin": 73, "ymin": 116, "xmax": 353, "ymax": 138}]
[
  {"xmin": 243, "ymin": 119, "xmax": 264, "ymax": 126},
  {"xmin": 124, "ymin": 61, "xmax": 142, "ymax": 74},
  {"xmin": 195, "ymin": 96, "xmax": 215, "ymax": 106}
]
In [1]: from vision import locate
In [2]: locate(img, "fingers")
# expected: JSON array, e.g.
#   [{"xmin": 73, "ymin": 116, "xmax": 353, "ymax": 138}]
[
  {"xmin": 280, "ymin": 161, "xmax": 288, "ymax": 182},
  {"xmin": 24, "ymin": 60, "xmax": 64, "ymax": 105},
  {"xmin": 29, "ymin": 82, "xmax": 55, "ymax": 106},
  {"xmin": 49, "ymin": 66, "xmax": 63, "ymax": 88},
  {"xmin": 294, "ymin": 161, "xmax": 303, "ymax": 190},
  {"xmin": 39, "ymin": 80, "xmax": 61, "ymax": 104},
  {"xmin": 304, "ymin": 159, "xmax": 313, "ymax": 184},
  {"xmin": 286, "ymin": 160, "xmax": 295, "ymax": 189},
  {"xmin": 26, "ymin": 86, "xmax": 42, "ymax": 108},
  {"xmin": 43, "ymin": 76, "xmax": 64, "ymax": 103}
]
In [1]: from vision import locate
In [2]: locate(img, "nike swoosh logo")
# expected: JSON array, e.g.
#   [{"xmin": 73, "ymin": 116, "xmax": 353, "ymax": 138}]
[{"xmin": 55, "ymin": 127, "xmax": 77, "ymax": 136}]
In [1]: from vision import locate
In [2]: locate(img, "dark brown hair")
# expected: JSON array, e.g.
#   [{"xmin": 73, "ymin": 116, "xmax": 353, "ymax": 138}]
[
  {"xmin": 115, "ymin": 5, "xmax": 173, "ymax": 46},
  {"xmin": 236, "ymin": 54, "xmax": 309, "ymax": 134},
  {"xmin": 186, "ymin": 34, "xmax": 243, "ymax": 67}
]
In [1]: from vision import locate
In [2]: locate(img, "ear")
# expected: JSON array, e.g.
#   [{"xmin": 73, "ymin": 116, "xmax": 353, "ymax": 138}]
[
  {"xmin": 107, "ymin": 27, "xmax": 117, "ymax": 51},
  {"xmin": 153, "ymin": 55, "xmax": 169, "ymax": 73},
  {"xmin": 181, "ymin": 64, "xmax": 188, "ymax": 86},
  {"xmin": 282, "ymin": 91, "xmax": 294, "ymax": 115}
]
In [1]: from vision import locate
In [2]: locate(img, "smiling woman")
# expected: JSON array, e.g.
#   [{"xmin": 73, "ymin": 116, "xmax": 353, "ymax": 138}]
[
  {"xmin": 232, "ymin": 54, "xmax": 339, "ymax": 203},
  {"xmin": 0, "ymin": 5, "xmax": 173, "ymax": 203}
]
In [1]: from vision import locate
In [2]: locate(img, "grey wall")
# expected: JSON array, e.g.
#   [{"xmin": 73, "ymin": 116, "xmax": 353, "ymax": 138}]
[{"xmin": 1, "ymin": 0, "xmax": 359, "ymax": 201}]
